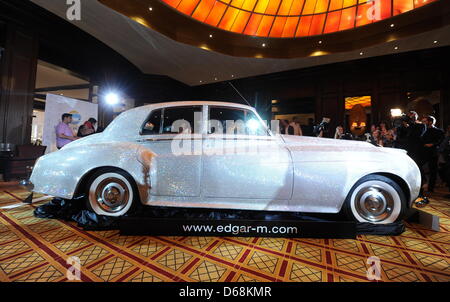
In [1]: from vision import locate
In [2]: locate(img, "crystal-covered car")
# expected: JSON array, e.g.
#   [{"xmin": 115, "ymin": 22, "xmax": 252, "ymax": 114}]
[{"xmin": 30, "ymin": 101, "xmax": 421, "ymax": 224}]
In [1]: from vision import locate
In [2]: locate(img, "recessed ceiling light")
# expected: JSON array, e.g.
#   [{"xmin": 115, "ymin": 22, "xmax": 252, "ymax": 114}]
[
  {"xmin": 318, "ymin": 40, "xmax": 322, "ymax": 44},
  {"xmin": 262, "ymin": 43, "xmax": 266, "ymax": 47},
  {"xmin": 214, "ymin": 77, "xmax": 218, "ymax": 81},
  {"xmin": 231, "ymin": 75, "xmax": 234, "ymax": 78},
  {"xmin": 359, "ymin": 52, "xmax": 363, "ymax": 55},
  {"xmin": 209, "ymin": 34, "xmax": 213, "ymax": 38},
  {"xmin": 390, "ymin": 23, "xmax": 395, "ymax": 28},
  {"xmin": 199, "ymin": 80, "xmax": 203, "ymax": 83},
  {"xmin": 149, "ymin": 7, "xmax": 153, "ymax": 11},
  {"xmin": 433, "ymin": 40, "xmax": 438, "ymax": 44},
  {"xmin": 394, "ymin": 46, "xmax": 399, "ymax": 50}
]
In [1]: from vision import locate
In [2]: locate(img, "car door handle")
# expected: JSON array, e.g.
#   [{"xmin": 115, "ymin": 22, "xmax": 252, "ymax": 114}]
[{"xmin": 136, "ymin": 138, "xmax": 158, "ymax": 142}]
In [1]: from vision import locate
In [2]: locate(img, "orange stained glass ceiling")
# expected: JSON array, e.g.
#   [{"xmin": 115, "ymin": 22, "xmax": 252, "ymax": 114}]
[{"xmin": 160, "ymin": 0, "xmax": 437, "ymax": 38}]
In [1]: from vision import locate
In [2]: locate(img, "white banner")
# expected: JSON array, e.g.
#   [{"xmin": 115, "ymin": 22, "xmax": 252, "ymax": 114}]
[{"xmin": 43, "ymin": 94, "xmax": 98, "ymax": 153}]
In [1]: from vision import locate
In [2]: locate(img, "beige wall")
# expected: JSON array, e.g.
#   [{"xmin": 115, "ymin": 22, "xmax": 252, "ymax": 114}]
[{"xmin": 274, "ymin": 113, "xmax": 315, "ymax": 125}]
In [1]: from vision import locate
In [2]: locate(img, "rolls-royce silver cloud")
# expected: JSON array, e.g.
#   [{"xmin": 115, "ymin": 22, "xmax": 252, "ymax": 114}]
[{"xmin": 29, "ymin": 101, "xmax": 421, "ymax": 224}]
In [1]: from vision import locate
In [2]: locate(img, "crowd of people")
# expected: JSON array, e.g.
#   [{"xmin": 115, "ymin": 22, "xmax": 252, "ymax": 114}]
[
  {"xmin": 55, "ymin": 113, "xmax": 99, "ymax": 149},
  {"xmin": 335, "ymin": 111, "xmax": 449, "ymax": 197},
  {"xmin": 278, "ymin": 118, "xmax": 316, "ymax": 137},
  {"xmin": 279, "ymin": 112, "xmax": 450, "ymax": 197}
]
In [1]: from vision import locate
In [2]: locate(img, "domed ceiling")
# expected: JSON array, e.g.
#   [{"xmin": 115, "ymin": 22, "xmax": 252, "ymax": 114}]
[
  {"xmin": 97, "ymin": 0, "xmax": 445, "ymax": 58},
  {"xmin": 161, "ymin": 0, "xmax": 435, "ymax": 38},
  {"xmin": 32, "ymin": 0, "xmax": 450, "ymax": 84}
]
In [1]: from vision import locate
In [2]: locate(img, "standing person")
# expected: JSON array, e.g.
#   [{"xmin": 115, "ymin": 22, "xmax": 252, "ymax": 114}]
[
  {"xmin": 406, "ymin": 111, "xmax": 426, "ymax": 165},
  {"xmin": 370, "ymin": 124, "xmax": 378, "ymax": 134},
  {"xmin": 383, "ymin": 130, "xmax": 396, "ymax": 148},
  {"xmin": 77, "ymin": 118, "xmax": 97, "ymax": 137},
  {"xmin": 420, "ymin": 115, "xmax": 445, "ymax": 193},
  {"xmin": 371, "ymin": 130, "xmax": 383, "ymax": 146},
  {"xmin": 303, "ymin": 118, "xmax": 315, "ymax": 136},
  {"xmin": 379, "ymin": 122, "xmax": 388, "ymax": 137},
  {"xmin": 278, "ymin": 119, "xmax": 289, "ymax": 134},
  {"xmin": 394, "ymin": 117, "xmax": 409, "ymax": 149},
  {"xmin": 334, "ymin": 126, "xmax": 344, "ymax": 139},
  {"xmin": 289, "ymin": 117, "xmax": 303, "ymax": 136},
  {"xmin": 55, "ymin": 113, "xmax": 78, "ymax": 149}
]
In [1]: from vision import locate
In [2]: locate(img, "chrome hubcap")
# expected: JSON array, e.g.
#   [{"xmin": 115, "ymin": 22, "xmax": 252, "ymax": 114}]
[
  {"xmin": 95, "ymin": 178, "xmax": 129, "ymax": 213},
  {"xmin": 355, "ymin": 185, "xmax": 394, "ymax": 222}
]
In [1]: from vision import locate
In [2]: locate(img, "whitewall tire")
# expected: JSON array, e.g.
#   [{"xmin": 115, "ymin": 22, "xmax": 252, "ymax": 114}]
[
  {"xmin": 86, "ymin": 169, "xmax": 137, "ymax": 217},
  {"xmin": 344, "ymin": 175, "xmax": 407, "ymax": 224}
]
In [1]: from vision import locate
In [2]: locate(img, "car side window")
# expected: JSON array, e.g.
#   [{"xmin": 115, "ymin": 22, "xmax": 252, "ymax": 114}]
[
  {"xmin": 208, "ymin": 107, "xmax": 269, "ymax": 136},
  {"xmin": 142, "ymin": 109, "xmax": 162, "ymax": 135},
  {"xmin": 208, "ymin": 107, "xmax": 245, "ymax": 134},
  {"xmin": 162, "ymin": 106, "xmax": 202, "ymax": 134}
]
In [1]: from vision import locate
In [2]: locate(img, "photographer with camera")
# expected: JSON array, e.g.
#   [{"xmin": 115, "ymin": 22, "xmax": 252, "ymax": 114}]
[
  {"xmin": 393, "ymin": 116, "xmax": 409, "ymax": 149},
  {"xmin": 313, "ymin": 118, "xmax": 330, "ymax": 138}
]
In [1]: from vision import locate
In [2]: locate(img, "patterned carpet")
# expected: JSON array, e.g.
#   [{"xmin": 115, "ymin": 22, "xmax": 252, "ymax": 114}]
[{"xmin": 0, "ymin": 182, "xmax": 449, "ymax": 282}]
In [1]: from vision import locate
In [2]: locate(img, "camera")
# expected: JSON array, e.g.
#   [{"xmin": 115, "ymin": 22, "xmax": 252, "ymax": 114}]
[{"xmin": 313, "ymin": 117, "xmax": 331, "ymax": 137}]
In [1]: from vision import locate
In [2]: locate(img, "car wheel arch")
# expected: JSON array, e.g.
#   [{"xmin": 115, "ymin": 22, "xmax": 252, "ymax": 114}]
[
  {"xmin": 371, "ymin": 172, "xmax": 411, "ymax": 207},
  {"xmin": 338, "ymin": 172, "xmax": 411, "ymax": 213},
  {"xmin": 74, "ymin": 166, "xmax": 141, "ymax": 202}
]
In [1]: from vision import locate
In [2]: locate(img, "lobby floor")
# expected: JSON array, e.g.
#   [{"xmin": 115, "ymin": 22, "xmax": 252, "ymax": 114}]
[{"xmin": 0, "ymin": 182, "xmax": 449, "ymax": 282}]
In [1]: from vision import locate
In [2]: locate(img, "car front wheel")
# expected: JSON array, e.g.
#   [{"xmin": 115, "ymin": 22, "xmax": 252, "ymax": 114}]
[
  {"xmin": 344, "ymin": 175, "xmax": 407, "ymax": 224},
  {"xmin": 85, "ymin": 168, "xmax": 137, "ymax": 217}
]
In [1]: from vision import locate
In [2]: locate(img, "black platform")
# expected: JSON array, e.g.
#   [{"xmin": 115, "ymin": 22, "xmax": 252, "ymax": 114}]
[{"xmin": 32, "ymin": 197, "xmax": 412, "ymax": 239}]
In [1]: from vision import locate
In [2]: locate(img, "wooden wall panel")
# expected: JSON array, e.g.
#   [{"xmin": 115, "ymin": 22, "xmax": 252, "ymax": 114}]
[{"xmin": 0, "ymin": 25, "xmax": 38, "ymax": 145}]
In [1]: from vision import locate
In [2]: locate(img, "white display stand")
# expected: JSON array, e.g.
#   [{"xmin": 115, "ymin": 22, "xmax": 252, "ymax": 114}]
[{"xmin": 42, "ymin": 94, "xmax": 98, "ymax": 153}]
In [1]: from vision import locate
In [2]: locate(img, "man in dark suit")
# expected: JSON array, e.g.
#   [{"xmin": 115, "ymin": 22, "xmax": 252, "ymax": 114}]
[
  {"xmin": 421, "ymin": 116, "xmax": 445, "ymax": 193},
  {"xmin": 405, "ymin": 111, "xmax": 426, "ymax": 165}
]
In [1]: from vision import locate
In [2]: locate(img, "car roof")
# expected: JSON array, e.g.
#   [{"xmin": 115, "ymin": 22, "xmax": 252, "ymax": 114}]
[
  {"xmin": 130, "ymin": 101, "xmax": 255, "ymax": 112},
  {"xmin": 103, "ymin": 101, "xmax": 259, "ymax": 138}
]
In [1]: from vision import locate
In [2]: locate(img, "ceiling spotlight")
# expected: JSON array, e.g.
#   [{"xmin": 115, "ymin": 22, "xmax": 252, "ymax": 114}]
[
  {"xmin": 231, "ymin": 75, "xmax": 234, "ymax": 78},
  {"xmin": 149, "ymin": 7, "xmax": 153, "ymax": 11},
  {"xmin": 394, "ymin": 46, "xmax": 399, "ymax": 50},
  {"xmin": 209, "ymin": 34, "xmax": 213, "ymax": 38},
  {"xmin": 262, "ymin": 43, "xmax": 266, "ymax": 47},
  {"xmin": 433, "ymin": 40, "xmax": 438, "ymax": 44},
  {"xmin": 390, "ymin": 23, "xmax": 395, "ymax": 28},
  {"xmin": 105, "ymin": 92, "xmax": 120, "ymax": 105},
  {"xmin": 318, "ymin": 40, "xmax": 322, "ymax": 44},
  {"xmin": 199, "ymin": 80, "xmax": 203, "ymax": 83},
  {"xmin": 359, "ymin": 52, "xmax": 363, "ymax": 55},
  {"xmin": 214, "ymin": 77, "xmax": 218, "ymax": 81}
]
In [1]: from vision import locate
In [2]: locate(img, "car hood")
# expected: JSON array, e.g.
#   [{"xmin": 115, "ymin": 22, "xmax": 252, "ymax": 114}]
[{"xmin": 281, "ymin": 135, "xmax": 407, "ymax": 155}]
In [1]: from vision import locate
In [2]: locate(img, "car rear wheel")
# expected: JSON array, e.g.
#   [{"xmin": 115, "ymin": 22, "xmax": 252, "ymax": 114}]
[
  {"xmin": 85, "ymin": 168, "xmax": 138, "ymax": 217},
  {"xmin": 344, "ymin": 175, "xmax": 407, "ymax": 224}
]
